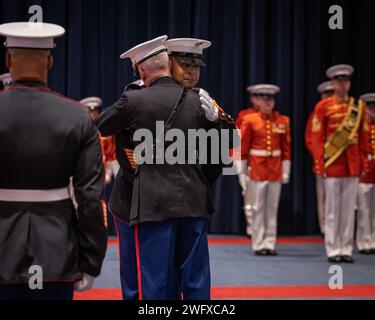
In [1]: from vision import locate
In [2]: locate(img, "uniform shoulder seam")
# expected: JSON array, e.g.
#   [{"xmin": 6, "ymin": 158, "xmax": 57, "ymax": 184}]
[{"xmin": 50, "ymin": 91, "xmax": 87, "ymax": 109}]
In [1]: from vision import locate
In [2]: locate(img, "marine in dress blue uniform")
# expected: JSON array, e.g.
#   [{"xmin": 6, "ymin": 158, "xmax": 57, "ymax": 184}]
[
  {"xmin": 97, "ymin": 36, "xmax": 236, "ymax": 300},
  {"xmin": 0, "ymin": 22, "xmax": 107, "ymax": 300}
]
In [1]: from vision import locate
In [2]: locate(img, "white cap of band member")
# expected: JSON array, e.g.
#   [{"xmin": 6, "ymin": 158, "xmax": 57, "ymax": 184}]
[
  {"xmin": 120, "ymin": 35, "xmax": 168, "ymax": 71},
  {"xmin": 166, "ymin": 38, "xmax": 211, "ymax": 66},
  {"xmin": 0, "ymin": 73, "xmax": 12, "ymax": 86},
  {"xmin": 0, "ymin": 22, "xmax": 65, "ymax": 49},
  {"xmin": 360, "ymin": 93, "xmax": 375, "ymax": 103},
  {"xmin": 247, "ymin": 84, "xmax": 280, "ymax": 95},
  {"xmin": 326, "ymin": 64, "xmax": 354, "ymax": 80},
  {"xmin": 317, "ymin": 81, "xmax": 334, "ymax": 94},
  {"xmin": 80, "ymin": 97, "xmax": 103, "ymax": 111}
]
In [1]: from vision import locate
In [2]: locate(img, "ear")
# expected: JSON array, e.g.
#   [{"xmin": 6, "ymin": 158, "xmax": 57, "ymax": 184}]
[
  {"xmin": 139, "ymin": 67, "xmax": 146, "ymax": 82},
  {"xmin": 5, "ymin": 51, "xmax": 12, "ymax": 69},
  {"xmin": 47, "ymin": 54, "xmax": 54, "ymax": 70}
]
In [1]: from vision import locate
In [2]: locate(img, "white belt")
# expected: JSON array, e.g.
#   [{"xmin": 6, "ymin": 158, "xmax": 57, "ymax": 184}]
[
  {"xmin": 0, "ymin": 188, "xmax": 70, "ymax": 202},
  {"xmin": 249, "ymin": 149, "xmax": 282, "ymax": 157}
]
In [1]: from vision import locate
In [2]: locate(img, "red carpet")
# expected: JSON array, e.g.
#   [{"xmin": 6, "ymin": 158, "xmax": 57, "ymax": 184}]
[
  {"xmin": 74, "ymin": 285, "xmax": 375, "ymax": 300},
  {"xmin": 108, "ymin": 236, "xmax": 324, "ymax": 247}
]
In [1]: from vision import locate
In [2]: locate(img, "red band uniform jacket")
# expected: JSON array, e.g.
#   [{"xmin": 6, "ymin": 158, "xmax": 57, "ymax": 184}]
[
  {"xmin": 240, "ymin": 110, "xmax": 291, "ymax": 182},
  {"xmin": 310, "ymin": 96, "xmax": 365, "ymax": 177}
]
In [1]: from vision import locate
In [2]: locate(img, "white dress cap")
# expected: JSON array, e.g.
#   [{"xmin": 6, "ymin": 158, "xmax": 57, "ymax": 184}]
[
  {"xmin": 0, "ymin": 22, "xmax": 65, "ymax": 49},
  {"xmin": 80, "ymin": 97, "xmax": 103, "ymax": 110},
  {"xmin": 326, "ymin": 64, "xmax": 354, "ymax": 80},
  {"xmin": 167, "ymin": 38, "xmax": 211, "ymax": 66},
  {"xmin": 166, "ymin": 38, "xmax": 211, "ymax": 55},
  {"xmin": 317, "ymin": 81, "xmax": 334, "ymax": 94},
  {"xmin": 120, "ymin": 35, "xmax": 168, "ymax": 69},
  {"xmin": 360, "ymin": 93, "xmax": 375, "ymax": 104},
  {"xmin": 246, "ymin": 84, "xmax": 280, "ymax": 95},
  {"xmin": 0, "ymin": 73, "xmax": 12, "ymax": 86}
]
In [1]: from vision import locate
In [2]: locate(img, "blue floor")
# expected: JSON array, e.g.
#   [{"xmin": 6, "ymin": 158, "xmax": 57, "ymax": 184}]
[
  {"xmin": 94, "ymin": 237, "xmax": 375, "ymax": 290},
  {"xmin": 210, "ymin": 244, "xmax": 375, "ymax": 287}
]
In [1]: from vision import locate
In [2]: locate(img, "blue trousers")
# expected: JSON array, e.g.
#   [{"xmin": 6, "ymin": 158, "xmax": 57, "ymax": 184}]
[
  {"xmin": 115, "ymin": 217, "xmax": 139, "ymax": 300},
  {"xmin": 134, "ymin": 218, "xmax": 211, "ymax": 300},
  {"xmin": 0, "ymin": 282, "xmax": 74, "ymax": 300},
  {"xmin": 115, "ymin": 218, "xmax": 181, "ymax": 300}
]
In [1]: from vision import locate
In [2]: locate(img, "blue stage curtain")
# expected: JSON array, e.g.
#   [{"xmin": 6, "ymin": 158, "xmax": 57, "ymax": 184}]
[{"xmin": 1, "ymin": 0, "xmax": 374, "ymax": 235}]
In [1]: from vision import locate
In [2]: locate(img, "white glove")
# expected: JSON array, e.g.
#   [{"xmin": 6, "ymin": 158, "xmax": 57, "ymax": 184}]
[
  {"xmin": 111, "ymin": 160, "xmax": 120, "ymax": 177},
  {"xmin": 233, "ymin": 159, "xmax": 248, "ymax": 175},
  {"xmin": 234, "ymin": 160, "xmax": 250, "ymax": 194},
  {"xmin": 282, "ymin": 160, "xmax": 291, "ymax": 184},
  {"xmin": 199, "ymin": 89, "xmax": 219, "ymax": 123},
  {"xmin": 74, "ymin": 273, "xmax": 95, "ymax": 292},
  {"xmin": 238, "ymin": 173, "xmax": 250, "ymax": 195},
  {"xmin": 105, "ymin": 162, "xmax": 113, "ymax": 185},
  {"xmin": 233, "ymin": 160, "xmax": 247, "ymax": 174}
]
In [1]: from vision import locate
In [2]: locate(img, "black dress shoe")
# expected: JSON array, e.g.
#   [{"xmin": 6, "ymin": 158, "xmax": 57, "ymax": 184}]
[
  {"xmin": 359, "ymin": 249, "xmax": 372, "ymax": 254},
  {"xmin": 341, "ymin": 255, "xmax": 354, "ymax": 263},
  {"xmin": 328, "ymin": 256, "xmax": 342, "ymax": 263},
  {"xmin": 370, "ymin": 249, "xmax": 375, "ymax": 254},
  {"xmin": 254, "ymin": 249, "xmax": 268, "ymax": 256},
  {"xmin": 267, "ymin": 249, "xmax": 278, "ymax": 256}
]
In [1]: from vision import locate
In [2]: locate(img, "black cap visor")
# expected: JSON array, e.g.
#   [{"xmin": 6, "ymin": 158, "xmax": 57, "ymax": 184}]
[
  {"xmin": 170, "ymin": 52, "xmax": 206, "ymax": 66},
  {"xmin": 252, "ymin": 93, "xmax": 276, "ymax": 100},
  {"xmin": 332, "ymin": 74, "xmax": 351, "ymax": 81}
]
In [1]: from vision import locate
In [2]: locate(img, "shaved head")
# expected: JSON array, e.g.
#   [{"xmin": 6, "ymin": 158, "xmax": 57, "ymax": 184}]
[{"xmin": 6, "ymin": 48, "xmax": 53, "ymax": 83}]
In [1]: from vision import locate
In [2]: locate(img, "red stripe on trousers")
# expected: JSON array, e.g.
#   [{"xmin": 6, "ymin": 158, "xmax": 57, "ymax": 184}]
[{"xmin": 134, "ymin": 225, "xmax": 143, "ymax": 300}]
